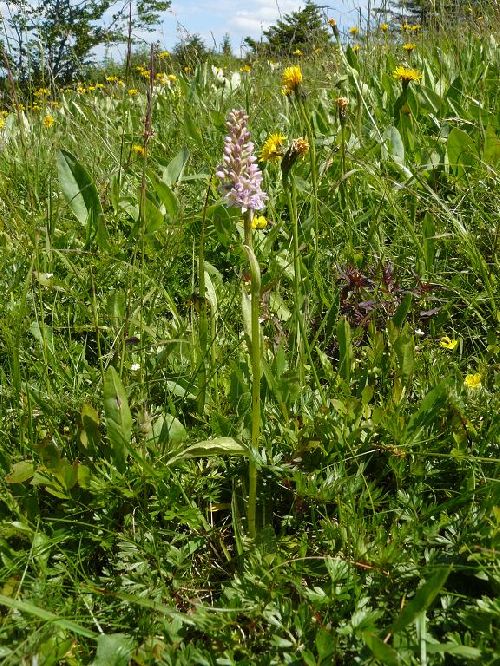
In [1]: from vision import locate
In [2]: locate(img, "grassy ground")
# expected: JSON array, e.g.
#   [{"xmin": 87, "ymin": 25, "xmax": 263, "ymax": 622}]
[{"xmin": 0, "ymin": 14, "xmax": 499, "ymax": 665}]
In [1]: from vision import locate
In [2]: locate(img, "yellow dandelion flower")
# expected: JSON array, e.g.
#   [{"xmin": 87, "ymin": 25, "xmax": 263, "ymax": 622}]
[
  {"xmin": 440, "ymin": 336, "xmax": 458, "ymax": 351},
  {"xmin": 158, "ymin": 50, "xmax": 170, "ymax": 59},
  {"xmin": 260, "ymin": 133, "xmax": 287, "ymax": 162},
  {"xmin": 252, "ymin": 215, "xmax": 268, "ymax": 229},
  {"xmin": 95, "ymin": 83, "xmax": 105, "ymax": 89},
  {"xmin": 132, "ymin": 144, "xmax": 146, "ymax": 157},
  {"xmin": 402, "ymin": 42, "xmax": 416, "ymax": 52},
  {"xmin": 240, "ymin": 64, "xmax": 252, "ymax": 73},
  {"xmin": 87, "ymin": 85, "xmax": 96, "ymax": 92},
  {"xmin": 349, "ymin": 26, "xmax": 360, "ymax": 35},
  {"xmin": 392, "ymin": 66, "xmax": 422, "ymax": 83},
  {"xmin": 352, "ymin": 44, "xmax": 361, "ymax": 52},
  {"xmin": 140, "ymin": 69, "xmax": 151, "ymax": 79},
  {"xmin": 401, "ymin": 22, "xmax": 411, "ymax": 32},
  {"xmin": 155, "ymin": 72, "xmax": 168, "ymax": 84},
  {"xmin": 328, "ymin": 18, "xmax": 337, "ymax": 27},
  {"xmin": 106, "ymin": 75, "xmax": 118, "ymax": 83},
  {"xmin": 128, "ymin": 88, "xmax": 139, "ymax": 96},
  {"xmin": 380, "ymin": 23, "xmax": 389, "ymax": 32},
  {"xmin": 282, "ymin": 65, "xmax": 302, "ymax": 95},
  {"xmin": 43, "ymin": 114, "xmax": 55, "ymax": 128},
  {"xmin": 77, "ymin": 85, "xmax": 86, "ymax": 94},
  {"xmin": 411, "ymin": 24, "xmax": 421, "ymax": 31},
  {"xmin": 168, "ymin": 74, "xmax": 177, "ymax": 82},
  {"xmin": 464, "ymin": 373, "xmax": 481, "ymax": 389}
]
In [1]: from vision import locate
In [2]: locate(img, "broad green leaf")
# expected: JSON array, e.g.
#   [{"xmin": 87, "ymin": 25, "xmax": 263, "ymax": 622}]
[
  {"xmin": 403, "ymin": 383, "xmax": 448, "ymax": 444},
  {"xmin": 5, "ymin": 461, "xmax": 34, "ymax": 484},
  {"xmin": 391, "ymin": 567, "xmax": 451, "ymax": 633},
  {"xmin": 92, "ymin": 633, "xmax": 134, "ymax": 666},
  {"xmin": 383, "ymin": 125, "xmax": 405, "ymax": 165},
  {"xmin": 184, "ymin": 107, "xmax": 203, "ymax": 145},
  {"xmin": 337, "ymin": 317, "xmax": 353, "ymax": 383},
  {"xmin": 103, "ymin": 367, "xmax": 132, "ymax": 473},
  {"xmin": 392, "ymin": 293, "xmax": 413, "ymax": 328},
  {"xmin": 447, "ymin": 128, "xmax": 477, "ymax": 171},
  {"xmin": 152, "ymin": 178, "xmax": 179, "ymax": 218},
  {"xmin": 167, "ymin": 437, "xmax": 248, "ymax": 466},
  {"xmin": 394, "ymin": 329, "xmax": 415, "ymax": 379},
  {"xmin": 204, "ymin": 270, "xmax": 218, "ymax": 315},
  {"xmin": 161, "ymin": 147, "xmax": 189, "ymax": 186},
  {"xmin": 426, "ymin": 643, "xmax": 481, "ymax": 658},
  {"xmin": 362, "ymin": 632, "xmax": 400, "ymax": 665},
  {"xmin": 57, "ymin": 149, "xmax": 109, "ymax": 250},
  {"xmin": 80, "ymin": 403, "xmax": 100, "ymax": 451}
]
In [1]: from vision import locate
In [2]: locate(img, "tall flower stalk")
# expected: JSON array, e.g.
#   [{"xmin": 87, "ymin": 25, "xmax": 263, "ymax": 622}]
[{"xmin": 216, "ymin": 109, "xmax": 267, "ymax": 539}]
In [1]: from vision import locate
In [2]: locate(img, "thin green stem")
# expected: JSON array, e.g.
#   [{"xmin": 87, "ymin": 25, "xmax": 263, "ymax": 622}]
[{"xmin": 243, "ymin": 211, "xmax": 261, "ymax": 540}]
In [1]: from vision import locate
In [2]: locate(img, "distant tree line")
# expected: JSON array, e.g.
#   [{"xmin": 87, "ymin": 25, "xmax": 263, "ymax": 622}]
[{"xmin": 0, "ymin": 0, "xmax": 170, "ymax": 85}]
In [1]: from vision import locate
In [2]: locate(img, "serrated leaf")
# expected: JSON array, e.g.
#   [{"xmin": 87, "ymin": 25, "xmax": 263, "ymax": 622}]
[
  {"xmin": 57, "ymin": 149, "xmax": 108, "ymax": 250},
  {"xmin": 103, "ymin": 367, "xmax": 132, "ymax": 473}
]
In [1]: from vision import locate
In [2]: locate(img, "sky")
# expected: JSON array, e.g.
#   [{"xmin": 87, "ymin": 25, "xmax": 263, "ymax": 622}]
[{"xmin": 126, "ymin": 0, "xmax": 371, "ymax": 57}]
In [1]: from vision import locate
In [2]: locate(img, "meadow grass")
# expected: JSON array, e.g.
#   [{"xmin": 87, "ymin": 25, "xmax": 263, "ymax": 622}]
[{"xmin": 0, "ymin": 13, "xmax": 499, "ymax": 664}]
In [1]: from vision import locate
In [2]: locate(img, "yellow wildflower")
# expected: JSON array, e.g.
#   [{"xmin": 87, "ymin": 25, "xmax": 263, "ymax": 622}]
[
  {"xmin": 43, "ymin": 114, "xmax": 55, "ymax": 128},
  {"xmin": 411, "ymin": 24, "xmax": 421, "ymax": 31},
  {"xmin": 293, "ymin": 49, "xmax": 303, "ymax": 56},
  {"xmin": 34, "ymin": 87, "xmax": 50, "ymax": 98},
  {"xmin": 401, "ymin": 22, "xmax": 411, "ymax": 32},
  {"xmin": 158, "ymin": 50, "xmax": 170, "ymax": 59},
  {"xmin": 392, "ymin": 66, "xmax": 422, "ymax": 83},
  {"xmin": 380, "ymin": 23, "xmax": 389, "ymax": 32},
  {"xmin": 168, "ymin": 74, "xmax": 177, "ymax": 82},
  {"xmin": 282, "ymin": 65, "xmax": 302, "ymax": 95},
  {"xmin": 128, "ymin": 88, "xmax": 139, "ymax": 96},
  {"xmin": 328, "ymin": 18, "xmax": 337, "ymax": 27},
  {"xmin": 402, "ymin": 42, "xmax": 416, "ymax": 52},
  {"xmin": 240, "ymin": 64, "xmax": 252, "ymax": 73},
  {"xmin": 106, "ymin": 75, "xmax": 118, "ymax": 83},
  {"xmin": 77, "ymin": 85, "xmax": 86, "ymax": 94},
  {"xmin": 132, "ymin": 144, "xmax": 146, "ymax": 157},
  {"xmin": 252, "ymin": 215, "xmax": 268, "ymax": 229},
  {"xmin": 0, "ymin": 117, "xmax": 5, "ymax": 130},
  {"xmin": 140, "ymin": 69, "xmax": 151, "ymax": 79},
  {"xmin": 260, "ymin": 133, "xmax": 286, "ymax": 162},
  {"xmin": 464, "ymin": 373, "xmax": 481, "ymax": 389},
  {"xmin": 155, "ymin": 72, "xmax": 168, "ymax": 84},
  {"xmin": 349, "ymin": 26, "xmax": 360, "ymax": 36},
  {"xmin": 87, "ymin": 85, "xmax": 96, "ymax": 92},
  {"xmin": 352, "ymin": 44, "xmax": 361, "ymax": 52},
  {"xmin": 440, "ymin": 336, "xmax": 458, "ymax": 351},
  {"xmin": 31, "ymin": 104, "xmax": 41, "ymax": 112}
]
